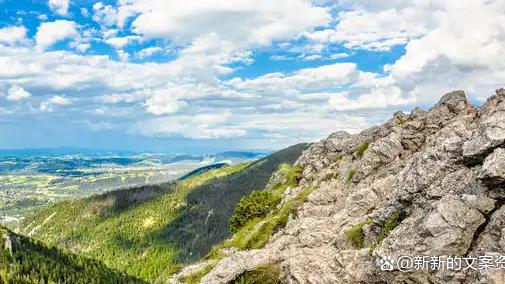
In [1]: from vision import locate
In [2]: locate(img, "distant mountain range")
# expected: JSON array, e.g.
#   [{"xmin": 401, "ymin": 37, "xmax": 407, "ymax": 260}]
[
  {"xmin": 0, "ymin": 150, "xmax": 269, "ymax": 176},
  {"xmin": 0, "ymin": 147, "xmax": 271, "ymax": 158}
]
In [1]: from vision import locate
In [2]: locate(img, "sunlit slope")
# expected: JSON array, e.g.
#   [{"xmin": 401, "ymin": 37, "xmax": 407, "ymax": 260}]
[
  {"xmin": 19, "ymin": 143, "xmax": 308, "ymax": 282},
  {"xmin": 0, "ymin": 225, "xmax": 146, "ymax": 284}
]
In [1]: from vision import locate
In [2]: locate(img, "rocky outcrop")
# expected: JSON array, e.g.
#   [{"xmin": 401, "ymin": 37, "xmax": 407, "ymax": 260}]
[{"xmin": 179, "ymin": 89, "xmax": 505, "ymax": 283}]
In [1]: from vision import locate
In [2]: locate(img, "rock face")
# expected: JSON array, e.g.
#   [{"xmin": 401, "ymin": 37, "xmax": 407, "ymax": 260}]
[{"xmin": 189, "ymin": 89, "xmax": 505, "ymax": 283}]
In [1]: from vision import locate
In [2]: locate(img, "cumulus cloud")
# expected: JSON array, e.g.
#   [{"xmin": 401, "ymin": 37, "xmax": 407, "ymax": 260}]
[
  {"xmin": 144, "ymin": 92, "xmax": 187, "ymax": 115},
  {"xmin": 125, "ymin": 0, "xmax": 330, "ymax": 45},
  {"xmin": 0, "ymin": 26, "xmax": 28, "ymax": 46},
  {"xmin": 229, "ymin": 63, "xmax": 358, "ymax": 94},
  {"xmin": 40, "ymin": 95, "xmax": 72, "ymax": 112},
  {"xmin": 131, "ymin": 113, "xmax": 246, "ymax": 139},
  {"xmin": 104, "ymin": 36, "xmax": 141, "ymax": 49},
  {"xmin": 136, "ymin": 46, "xmax": 163, "ymax": 58},
  {"xmin": 6, "ymin": 86, "xmax": 31, "ymax": 101},
  {"xmin": 48, "ymin": 0, "xmax": 70, "ymax": 16},
  {"xmin": 1, "ymin": 0, "xmax": 505, "ymax": 146},
  {"xmin": 92, "ymin": 2, "xmax": 136, "ymax": 28},
  {"xmin": 305, "ymin": 7, "xmax": 428, "ymax": 51},
  {"xmin": 35, "ymin": 20, "xmax": 77, "ymax": 51},
  {"xmin": 362, "ymin": 0, "xmax": 505, "ymax": 103}
]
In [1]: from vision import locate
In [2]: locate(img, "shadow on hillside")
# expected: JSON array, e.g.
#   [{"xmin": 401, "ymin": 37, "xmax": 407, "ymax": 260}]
[
  {"xmin": 146, "ymin": 143, "xmax": 310, "ymax": 263},
  {"xmin": 86, "ymin": 182, "xmax": 175, "ymax": 218}
]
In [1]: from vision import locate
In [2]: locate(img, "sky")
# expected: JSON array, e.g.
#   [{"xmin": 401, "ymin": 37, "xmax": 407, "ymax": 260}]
[{"xmin": 0, "ymin": 0, "xmax": 504, "ymax": 152}]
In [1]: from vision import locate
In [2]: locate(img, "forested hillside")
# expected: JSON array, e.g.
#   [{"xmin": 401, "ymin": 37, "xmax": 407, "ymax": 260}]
[
  {"xmin": 18, "ymin": 143, "xmax": 308, "ymax": 282},
  {"xmin": 0, "ymin": 225, "xmax": 145, "ymax": 284}
]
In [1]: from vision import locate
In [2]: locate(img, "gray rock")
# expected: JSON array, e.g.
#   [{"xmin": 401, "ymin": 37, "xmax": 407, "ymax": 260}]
[
  {"xmin": 183, "ymin": 89, "xmax": 505, "ymax": 284},
  {"xmin": 478, "ymin": 147, "xmax": 505, "ymax": 186}
]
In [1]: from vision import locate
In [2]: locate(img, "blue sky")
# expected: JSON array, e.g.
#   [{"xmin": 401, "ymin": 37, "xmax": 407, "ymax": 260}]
[{"xmin": 0, "ymin": 0, "xmax": 504, "ymax": 152}]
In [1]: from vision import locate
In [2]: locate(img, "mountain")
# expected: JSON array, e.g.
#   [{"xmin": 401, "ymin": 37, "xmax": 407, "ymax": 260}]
[
  {"xmin": 18, "ymin": 143, "xmax": 308, "ymax": 282},
  {"xmin": 173, "ymin": 88, "xmax": 505, "ymax": 283},
  {"xmin": 0, "ymin": 225, "xmax": 145, "ymax": 284}
]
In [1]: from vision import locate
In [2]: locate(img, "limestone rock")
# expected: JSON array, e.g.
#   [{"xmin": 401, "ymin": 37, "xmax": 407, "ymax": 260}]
[
  {"xmin": 479, "ymin": 147, "xmax": 505, "ymax": 186},
  {"xmin": 184, "ymin": 89, "xmax": 505, "ymax": 284}
]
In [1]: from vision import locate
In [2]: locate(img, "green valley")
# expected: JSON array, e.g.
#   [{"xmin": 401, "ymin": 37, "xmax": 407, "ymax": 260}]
[{"xmin": 16, "ymin": 144, "xmax": 308, "ymax": 282}]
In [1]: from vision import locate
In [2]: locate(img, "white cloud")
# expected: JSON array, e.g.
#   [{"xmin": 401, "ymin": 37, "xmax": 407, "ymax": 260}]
[
  {"xmin": 6, "ymin": 85, "xmax": 31, "ymax": 101},
  {"xmin": 305, "ymin": 7, "xmax": 428, "ymax": 51},
  {"xmin": 74, "ymin": 43, "xmax": 91, "ymax": 52},
  {"xmin": 145, "ymin": 98, "xmax": 186, "ymax": 115},
  {"xmin": 104, "ymin": 36, "xmax": 141, "ymax": 49},
  {"xmin": 116, "ymin": 50, "xmax": 130, "ymax": 62},
  {"xmin": 51, "ymin": 95, "xmax": 71, "ymax": 105},
  {"xmin": 125, "ymin": 0, "xmax": 330, "ymax": 45},
  {"xmin": 38, "ymin": 14, "xmax": 49, "ymax": 21},
  {"xmin": 48, "ymin": 0, "xmax": 70, "ymax": 16},
  {"xmin": 92, "ymin": 2, "xmax": 136, "ymax": 29},
  {"xmin": 80, "ymin": 7, "xmax": 89, "ymax": 17},
  {"xmin": 35, "ymin": 20, "xmax": 77, "ymax": 51},
  {"xmin": 131, "ymin": 113, "xmax": 246, "ymax": 139},
  {"xmin": 0, "ymin": 26, "xmax": 27, "ymax": 45},
  {"xmin": 328, "ymin": 53, "xmax": 349, "ymax": 60},
  {"xmin": 329, "ymin": 86, "xmax": 416, "ymax": 111},
  {"xmin": 2, "ymin": 0, "xmax": 505, "ymax": 145},
  {"xmin": 364, "ymin": 0, "xmax": 505, "ymax": 103},
  {"xmin": 230, "ymin": 63, "xmax": 358, "ymax": 94},
  {"xmin": 137, "ymin": 46, "xmax": 163, "ymax": 58},
  {"xmin": 40, "ymin": 95, "xmax": 72, "ymax": 112}
]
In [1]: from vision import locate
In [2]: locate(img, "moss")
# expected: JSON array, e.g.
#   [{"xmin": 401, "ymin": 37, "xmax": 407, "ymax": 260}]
[
  {"xmin": 335, "ymin": 153, "xmax": 343, "ymax": 161},
  {"xmin": 181, "ymin": 264, "xmax": 216, "ymax": 284},
  {"xmin": 377, "ymin": 211, "xmax": 402, "ymax": 244},
  {"xmin": 232, "ymin": 264, "xmax": 281, "ymax": 284},
  {"xmin": 345, "ymin": 169, "xmax": 356, "ymax": 184},
  {"xmin": 354, "ymin": 142, "xmax": 369, "ymax": 157},
  {"xmin": 345, "ymin": 219, "xmax": 371, "ymax": 249}
]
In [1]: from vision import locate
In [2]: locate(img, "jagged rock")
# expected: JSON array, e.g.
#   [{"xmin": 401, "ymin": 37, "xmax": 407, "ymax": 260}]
[
  {"xmin": 189, "ymin": 89, "xmax": 505, "ymax": 284},
  {"xmin": 463, "ymin": 89, "xmax": 505, "ymax": 164},
  {"xmin": 478, "ymin": 148, "xmax": 505, "ymax": 186}
]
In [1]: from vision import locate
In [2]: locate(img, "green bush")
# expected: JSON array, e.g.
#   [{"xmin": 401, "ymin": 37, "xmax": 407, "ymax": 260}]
[
  {"xmin": 284, "ymin": 165, "xmax": 302, "ymax": 187},
  {"xmin": 208, "ymin": 185, "xmax": 318, "ymax": 258},
  {"xmin": 345, "ymin": 169, "xmax": 356, "ymax": 184},
  {"xmin": 335, "ymin": 153, "xmax": 343, "ymax": 161},
  {"xmin": 355, "ymin": 142, "xmax": 369, "ymax": 157},
  {"xmin": 395, "ymin": 116, "xmax": 407, "ymax": 125},
  {"xmin": 377, "ymin": 211, "xmax": 402, "ymax": 244},
  {"xmin": 232, "ymin": 264, "xmax": 281, "ymax": 284},
  {"xmin": 229, "ymin": 191, "xmax": 282, "ymax": 233},
  {"xmin": 345, "ymin": 220, "xmax": 371, "ymax": 249}
]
